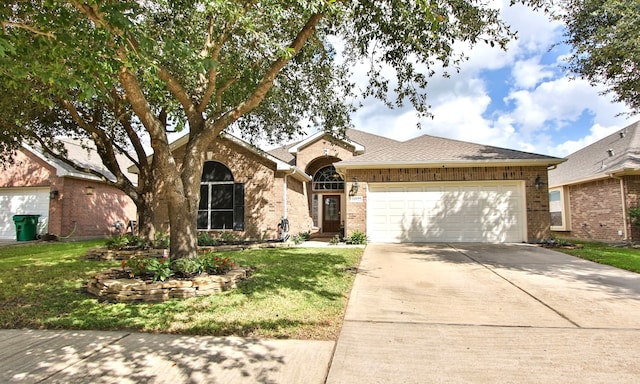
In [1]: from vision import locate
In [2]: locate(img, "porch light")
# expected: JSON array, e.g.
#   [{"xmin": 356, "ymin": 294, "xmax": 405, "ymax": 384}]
[
  {"xmin": 534, "ymin": 176, "xmax": 544, "ymax": 190},
  {"xmin": 49, "ymin": 190, "xmax": 59, "ymax": 199},
  {"xmin": 350, "ymin": 177, "xmax": 359, "ymax": 196},
  {"xmin": 84, "ymin": 186, "xmax": 95, "ymax": 195}
]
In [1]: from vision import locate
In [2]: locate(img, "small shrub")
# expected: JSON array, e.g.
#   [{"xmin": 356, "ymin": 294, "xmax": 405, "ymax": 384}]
[
  {"xmin": 106, "ymin": 234, "xmax": 135, "ymax": 249},
  {"xmin": 172, "ymin": 257, "xmax": 203, "ymax": 277},
  {"xmin": 201, "ymin": 252, "xmax": 236, "ymax": 275},
  {"xmin": 218, "ymin": 231, "xmax": 238, "ymax": 243},
  {"xmin": 629, "ymin": 206, "xmax": 640, "ymax": 226},
  {"xmin": 144, "ymin": 258, "xmax": 172, "ymax": 282},
  {"xmin": 197, "ymin": 232, "xmax": 219, "ymax": 246},
  {"xmin": 346, "ymin": 230, "xmax": 368, "ymax": 245},
  {"xmin": 291, "ymin": 231, "xmax": 311, "ymax": 245},
  {"xmin": 329, "ymin": 234, "xmax": 341, "ymax": 245},
  {"xmin": 153, "ymin": 231, "xmax": 170, "ymax": 248}
]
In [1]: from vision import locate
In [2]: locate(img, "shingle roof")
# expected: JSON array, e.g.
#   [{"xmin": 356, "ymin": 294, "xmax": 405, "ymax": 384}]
[
  {"xmin": 549, "ymin": 120, "xmax": 640, "ymax": 187},
  {"xmin": 27, "ymin": 138, "xmax": 138, "ymax": 184},
  {"xmin": 335, "ymin": 134, "xmax": 562, "ymax": 168},
  {"xmin": 267, "ymin": 128, "xmax": 400, "ymax": 164}
]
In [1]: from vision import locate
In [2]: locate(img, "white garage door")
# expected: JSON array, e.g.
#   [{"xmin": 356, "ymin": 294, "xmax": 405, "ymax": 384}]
[
  {"xmin": 0, "ymin": 187, "xmax": 50, "ymax": 240},
  {"xmin": 367, "ymin": 181, "xmax": 526, "ymax": 243}
]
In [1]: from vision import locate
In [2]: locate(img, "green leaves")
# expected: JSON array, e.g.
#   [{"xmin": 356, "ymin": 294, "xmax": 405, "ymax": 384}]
[{"xmin": 561, "ymin": 0, "xmax": 640, "ymax": 113}]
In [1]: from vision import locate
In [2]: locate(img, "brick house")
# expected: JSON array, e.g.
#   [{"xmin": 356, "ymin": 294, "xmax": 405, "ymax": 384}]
[
  {"xmin": 162, "ymin": 129, "xmax": 563, "ymax": 243},
  {"xmin": 549, "ymin": 120, "xmax": 640, "ymax": 242},
  {"xmin": 0, "ymin": 140, "xmax": 137, "ymax": 240}
]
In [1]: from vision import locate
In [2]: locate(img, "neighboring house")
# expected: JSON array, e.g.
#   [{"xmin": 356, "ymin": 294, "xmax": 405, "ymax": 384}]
[
  {"xmin": 156, "ymin": 129, "xmax": 562, "ymax": 243},
  {"xmin": 0, "ymin": 139, "xmax": 137, "ymax": 240},
  {"xmin": 549, "ymin": 120, "xmax": 640, "ymax": 242}
]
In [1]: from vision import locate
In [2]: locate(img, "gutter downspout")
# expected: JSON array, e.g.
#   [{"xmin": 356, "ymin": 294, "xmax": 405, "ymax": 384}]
[{"xmin": 610, "ymin": 174, "xmax": 628, "ymax": 241}]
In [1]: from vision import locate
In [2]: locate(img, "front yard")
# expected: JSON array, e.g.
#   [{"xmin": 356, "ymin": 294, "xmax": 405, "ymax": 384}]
[
  {"xmin": 552, "ymin": 239, "xmax": 640, "ymax": 273},
  {"xmin": 0, "ymin": 240, "xmax": 363, "ymax": 340}
]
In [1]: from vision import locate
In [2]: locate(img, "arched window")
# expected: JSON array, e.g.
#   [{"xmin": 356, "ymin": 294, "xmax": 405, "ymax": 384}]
[
  {"xmin": 313, "ymin": 165, "xmax": 344, "ymax": 191},
  {"xmin": 198, "ymin": 161, "xmax": 244, "ymax": 230}
]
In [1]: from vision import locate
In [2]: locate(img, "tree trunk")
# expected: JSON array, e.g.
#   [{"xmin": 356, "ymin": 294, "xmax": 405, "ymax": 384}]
[
  {"xmin": 136, "ymin": 193, "xmax": 156, "ymax": 242},
  {"xmin": 168, "ymin": 194, "xmax": 199, "ymax": 259}
]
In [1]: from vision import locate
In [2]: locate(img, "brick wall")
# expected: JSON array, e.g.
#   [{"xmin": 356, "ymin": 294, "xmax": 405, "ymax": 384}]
[
  {"xmin": 0, "ymin": 149, "xmax": 56, "ymax": 187},
  {"xmin": 159, "ymin": 137, "xmax": 312, "ymax": 241},
  {"xmin": 54, "ymin": 178, "xmax": 137, "ymax": 238},
  {"xmin": 565, "ymin": 178, "xmax": 626, "ymax": 242},
  {"xmin": 296, "ymin": 137, "xmax": 355, "ymax": 172},
  {"xmin": 624, "ymin": 175, "xmax": 640, "ymax": 241},
  {"xmin": 342, "ymin": 166, "xmax": 551, "ymax": 243}
]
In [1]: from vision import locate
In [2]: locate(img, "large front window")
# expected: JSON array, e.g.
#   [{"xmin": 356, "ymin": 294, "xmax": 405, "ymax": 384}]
[{"xmin": 198, "ymin": 161, "xmax": 244, "ymax": 230}]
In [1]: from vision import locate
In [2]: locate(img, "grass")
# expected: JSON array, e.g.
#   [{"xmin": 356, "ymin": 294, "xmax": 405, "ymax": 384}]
[
  {"xmin": 0, "ymin": 240, "xmax": 363, "ymax": 340},
  {"xmin": 552, "ymin": 239, "xmax": 640, "ymax": 273}
]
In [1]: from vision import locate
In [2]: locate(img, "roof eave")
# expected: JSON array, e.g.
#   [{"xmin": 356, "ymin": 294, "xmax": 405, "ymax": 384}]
[
  {"xmin": 549, "ymin": 168, "xmax": 640, "ymax": 188},
  {"xmin": 335, "ymin": 158, "xmax": 565, "ymax": 170}
]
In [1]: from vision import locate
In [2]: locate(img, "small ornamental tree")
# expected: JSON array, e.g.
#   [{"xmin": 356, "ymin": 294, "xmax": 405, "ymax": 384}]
[{"xmin": 0, "ymin": 0, "xmax": 548, "ymax": 259}]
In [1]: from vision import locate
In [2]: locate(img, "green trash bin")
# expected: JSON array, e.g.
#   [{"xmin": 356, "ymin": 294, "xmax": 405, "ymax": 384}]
[{"xmin": 13, "ymin": 215, "xmax": 40, "ymax": 241}]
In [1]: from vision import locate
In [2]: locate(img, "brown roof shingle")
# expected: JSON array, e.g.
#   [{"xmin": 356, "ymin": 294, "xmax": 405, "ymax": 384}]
[{"xmin": 549, "ymin": 120, "xmax": 640, "ymax": 187}]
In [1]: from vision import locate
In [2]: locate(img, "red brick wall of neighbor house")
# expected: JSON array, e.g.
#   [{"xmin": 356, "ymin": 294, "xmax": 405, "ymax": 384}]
[
  {"xmin": 565, "ymin": 178, "xmax": 626, "ymax": 242},
  {"xmin": 161, "ymin": 138, "xmax": 297, "ymax": 240},
  {"xmin": 52, "ymin": 178, "xmax": 137, "ymax": 238},
  {"xmin": 342, "ymin": 166, "xmax": 552, "ymax": 243},
  {"xmin": 0, "ymin": 149, "xmax": 56, "ymax": 187}
]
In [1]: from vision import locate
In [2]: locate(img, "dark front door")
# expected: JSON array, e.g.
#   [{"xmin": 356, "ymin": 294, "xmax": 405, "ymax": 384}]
[{"xmin": 323, "ymin": 195, "xmax": 341, "ymax": 233}]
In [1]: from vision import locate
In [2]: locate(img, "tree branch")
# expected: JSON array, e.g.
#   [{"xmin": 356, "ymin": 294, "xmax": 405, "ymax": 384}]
[{"xmin": 1, "ymin": 21, "xmax": 55, "ymax": 38}]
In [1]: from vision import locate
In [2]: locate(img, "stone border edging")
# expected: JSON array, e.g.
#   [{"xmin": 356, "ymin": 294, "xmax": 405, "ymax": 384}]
[{"xmin": 86, "ymin": 267, "xmax": 249, "ymax": 302}]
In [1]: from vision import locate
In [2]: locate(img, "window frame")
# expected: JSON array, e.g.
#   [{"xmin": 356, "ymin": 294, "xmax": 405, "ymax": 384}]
[
  {"xmin": 198, "ymin": 161, "xmax": 244, "ymax": 231},
  {"xmin": 549, "ymin": 187, "xmax": 570, "ymax": 231}
]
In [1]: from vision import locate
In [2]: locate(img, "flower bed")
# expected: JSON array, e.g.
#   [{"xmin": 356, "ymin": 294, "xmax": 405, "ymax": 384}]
[{"xmin": 86, "ymin": 267, "xmax": 250, "ymax": 302}]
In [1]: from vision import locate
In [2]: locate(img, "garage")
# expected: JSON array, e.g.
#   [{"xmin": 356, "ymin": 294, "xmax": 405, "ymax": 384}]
[
  {"xmin": 0, "ymin": 187, "xmax": 50, "ymax": 240},
  {"xmin": 367, "ymin": 181, "xmax": 526, "ymax": 243}
]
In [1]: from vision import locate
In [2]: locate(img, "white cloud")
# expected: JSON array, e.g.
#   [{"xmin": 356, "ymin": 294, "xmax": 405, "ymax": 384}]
[{"xmin": 511, "ymin": 57, "xmax": 555, "ymax": 89}]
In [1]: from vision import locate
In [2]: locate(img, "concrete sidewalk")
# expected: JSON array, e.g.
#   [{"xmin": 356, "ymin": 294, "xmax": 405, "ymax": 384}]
[
  {"xmin": 326, "ymin": 243, "xmax": 640, "ymax": 384},
  {"xmin": 0, "ymin": 329, "xmax": 333, "ymax": 383}
]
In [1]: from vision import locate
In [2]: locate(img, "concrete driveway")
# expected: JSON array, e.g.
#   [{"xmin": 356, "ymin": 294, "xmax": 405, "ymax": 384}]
[{"xmin": 327, "ymin": 243, "xmax": 640, "ymax": 384}]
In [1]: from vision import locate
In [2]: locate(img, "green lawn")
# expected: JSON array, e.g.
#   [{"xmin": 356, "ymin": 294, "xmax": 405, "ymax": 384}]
[
  {"xmin": 552, "ymin": 240, "xmax": 640, "ymax": 273},
  {"xmin": 0, "ymin": 241, "xmax": 363, "ymax": 340}
]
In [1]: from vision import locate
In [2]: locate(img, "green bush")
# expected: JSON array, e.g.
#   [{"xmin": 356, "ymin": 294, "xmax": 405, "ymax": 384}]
[
  {"xmin": 201, "ymin": 252, "xmax": 236, "ymax": 275},
  {"xmin": 291, "ymin": 231, "xmax": 311, "ymax": 245},
  {"xmin": 197, "ymin": 232, "xmax": 219, "ymax": 246},
  {"xmin": 172, "ymin": 257, "xmax": 204, "ymax": 277},
  {"xmin": 153, "ymin": 231, "xmax": 170, "ymax": 248},
  {"xmin": 346, "ymin": 230, "xmax": 368, "ymax": 245}
]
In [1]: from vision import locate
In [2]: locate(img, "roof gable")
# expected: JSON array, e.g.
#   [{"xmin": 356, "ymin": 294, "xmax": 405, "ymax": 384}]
[{"xmin": 549, "ymin": 120, "xmax": 640, "ymax": 187}]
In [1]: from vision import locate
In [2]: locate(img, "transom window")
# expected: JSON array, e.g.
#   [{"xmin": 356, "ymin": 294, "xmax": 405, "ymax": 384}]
[
  {"xmin": 198, "ymin": 161, "xmax": 244, "ymax": 231},
  {"xmin": 313, "ymin": 165, "xmax": 344, "ymax": 191}
]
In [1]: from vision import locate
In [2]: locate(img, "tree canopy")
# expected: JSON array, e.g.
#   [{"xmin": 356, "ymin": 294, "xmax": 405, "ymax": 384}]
[
  {"xmin": 0, "ymin": 0, "xmax": 544, "ymax": 257},
  {"xmin": 561, "ymin": 0, "xmax": 640, "ymax": 113}
]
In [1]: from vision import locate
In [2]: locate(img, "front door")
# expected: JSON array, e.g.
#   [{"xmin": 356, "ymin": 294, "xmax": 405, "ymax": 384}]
[{"xmin": 323, "ymin": 195, "xmax": 341, "ymax": 233}]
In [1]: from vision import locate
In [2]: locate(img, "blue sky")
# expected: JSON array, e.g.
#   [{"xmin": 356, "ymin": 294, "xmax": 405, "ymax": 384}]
[{"xmin": 341, "ymin": 1, "xmax": 634, "ymax": 158}]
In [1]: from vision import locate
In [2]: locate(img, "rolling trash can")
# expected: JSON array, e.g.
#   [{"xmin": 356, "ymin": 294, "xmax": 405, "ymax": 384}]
[{"xmin": 13, "ymin": 214, "xmax": 40, "ymax": 241}]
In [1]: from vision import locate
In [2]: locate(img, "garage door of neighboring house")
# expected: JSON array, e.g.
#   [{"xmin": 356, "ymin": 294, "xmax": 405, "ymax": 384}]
[
  {"xmin": 367, "ymin": 181, "xmax": 526, "ymax": 243},
  {"xmin": 0, "ymin": 187, "xmax": 50, "ymax": 240}
]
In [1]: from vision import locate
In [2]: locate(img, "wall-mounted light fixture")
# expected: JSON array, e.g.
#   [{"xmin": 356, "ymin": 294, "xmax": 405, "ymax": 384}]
[
  {"xmin": 607, "ymin": 148, "xmax": 615, "ymax": 157},
  {"xmin": 534, "ymin": 175, "xmax": 544, "ymax": 190},
  {"xmin": 49, "ymin": 190, "xmax": 59, "ymax": 199},
  {"xmin": 350, "ymin": 177, "xmax": 359, "ymax": 196},
  {"xmin": 84, "ymin": 186, "xmax": 95, "ymax": 195}
]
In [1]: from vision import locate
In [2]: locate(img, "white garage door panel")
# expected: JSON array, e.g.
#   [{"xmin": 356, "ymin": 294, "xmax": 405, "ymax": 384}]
[
  {"xmin": 0, "ymin": 188, "xmax": 50, "ymax": 240},
  {"xmin": 367, "ymin": 182, "xmax": 525, "ymax": 243}
]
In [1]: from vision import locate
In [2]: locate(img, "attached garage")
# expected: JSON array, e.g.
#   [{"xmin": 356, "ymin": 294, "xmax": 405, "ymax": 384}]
[
  {"xmin": 0, "ymin": 187, "xmax": 50, "ymax": 240},
  {"xmin": 367, "ymin": 181, "xmax": 527, "ymax": 243}
]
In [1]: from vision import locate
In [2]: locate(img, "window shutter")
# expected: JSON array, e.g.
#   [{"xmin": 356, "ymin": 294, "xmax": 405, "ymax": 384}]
[{"xmin": 233, "ymin": 183, "xmax": 245, "ymax": 230}]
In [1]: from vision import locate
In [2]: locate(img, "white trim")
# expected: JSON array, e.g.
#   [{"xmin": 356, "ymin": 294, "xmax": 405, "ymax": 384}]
[
  {"xmin": 287, "ymin": 131, "xmax": 365, "ymax": 155},
  {"xmin": 336, "ymin": 158, "xmax": 563, "ymax": 171},
  {"xmin": 549, "ymin": 187, "xmax": 570, "ymax": 231}
]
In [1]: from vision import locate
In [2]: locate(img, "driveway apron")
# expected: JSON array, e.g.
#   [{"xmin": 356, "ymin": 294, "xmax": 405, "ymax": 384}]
[{"xmin": 326, "ymin": 243, "xmax": 640, "ymax": 384}]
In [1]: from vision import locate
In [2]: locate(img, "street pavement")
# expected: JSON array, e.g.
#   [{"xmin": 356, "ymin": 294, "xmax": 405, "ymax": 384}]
[{"xmin": 2, "ymin": 242, "xmax": 640, "ymax": 383}]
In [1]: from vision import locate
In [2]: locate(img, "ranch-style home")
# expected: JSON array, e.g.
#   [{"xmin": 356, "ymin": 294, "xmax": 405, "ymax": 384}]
[
  {"xmin": 0, "ymin": 139, "xmax": 137, "ymax": 240},
  {"xmin": 549, "ymin": 120, "xmax": 640, "ymax": 242},
  {"xmin": 156, "ymin": 129, "xmax": 563, "ymax": 243}
]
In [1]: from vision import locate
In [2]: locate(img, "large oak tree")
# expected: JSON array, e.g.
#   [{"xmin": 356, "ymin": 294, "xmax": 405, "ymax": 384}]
[{"xmin": 1, "ymin": 0, "xmax": 544, "ymax": 258}]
